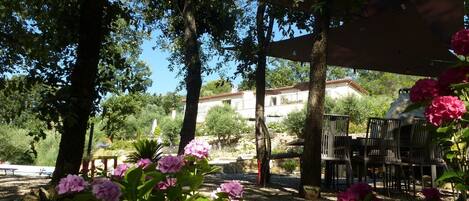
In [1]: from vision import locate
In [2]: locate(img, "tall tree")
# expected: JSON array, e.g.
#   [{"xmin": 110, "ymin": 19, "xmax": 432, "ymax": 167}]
[
  {"xmin": 301, "ymin": 1, "xmax": 330, "ymax": 196},
  {"xmin": 52, "ymin": 0, "xmax": 106, "ymax": 181},
  {"xmin": 0, "ymin": 0, "xmax": 152, "ymax": 181},
  {"xmin": 254, "ymin": 1, "xmax": 275, "ymax": 186},
  {"xmin": 145, "ymin": 0, "xmax": 241, "ymax": 153}
]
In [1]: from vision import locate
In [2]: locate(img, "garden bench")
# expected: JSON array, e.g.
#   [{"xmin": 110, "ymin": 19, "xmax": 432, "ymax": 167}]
[{"xmin": 0, "ymin": 167, "xmax": 17, "ymax": 175}]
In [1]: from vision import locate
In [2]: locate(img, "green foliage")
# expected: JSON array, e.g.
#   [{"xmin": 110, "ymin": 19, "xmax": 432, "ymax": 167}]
[
  {"xmin": 201, "ymin": 79, "xmax": 232, "ymax": 97},
  {"xmin": 145, "ymin": 0, "xmax": 242, "ymax": 76},
  {"xmin": 267, "ymin": 122, "xmax": 286, "ymax": 133},
  {"xmin": 101, "ymin": 94, "xmax": 147, "ymax": 140},
  {"xmin": 127, "ymin": 139, "xmax": 163, "ymax": 163},
  {"xmin": 34, "ymin": 133, "xmax": 60, "ymax": 166},
  {"xmin": 159, "ymin": 116, "xmax": 183, "ymax": 146},
  {"xmin": 283, "ymin": 95, "xmax": 391, "ymax": 136},
  {"xmin": 0, "ymin": 125, "xmax": 35, "ymax": 164},
  {"xmin": 333, "ymin": 95, "xmax": 392, "ymax": 126},
  {"xmin": 280, "ymin": 159, "xmax": 298, "ymax": 174},
  {"xmin": 204, "ymin": 105, "xmax": 247, "ymax": 145},
  {"xmin": 266, "ymin": 59, "xmax": 309, "ymax": 89},
  {"xmin": 283, "ymin": 109, "xmax": 307, "ymax": 138},
  {"xmin": 356, "ymin": 70, "xmax": 421, "ymax": 96}
]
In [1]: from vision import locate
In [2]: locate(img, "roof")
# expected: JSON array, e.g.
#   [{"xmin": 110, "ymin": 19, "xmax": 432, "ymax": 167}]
[
  {"xmin": 185, "ymin": 79, "xmax": 368, "ymax": 102},
  {"xmin": 265, "ymin": 0, "xmax": 463, "ymax": 76},
  {"xmin": 265, "ymin": 79, "xmax": 368, "ymax": 95}
]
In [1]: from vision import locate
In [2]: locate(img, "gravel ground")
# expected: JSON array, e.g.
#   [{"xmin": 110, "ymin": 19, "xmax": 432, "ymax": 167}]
[{"xmin": 0, "ymin": 174, "xmax": 458, "ymax": 201}]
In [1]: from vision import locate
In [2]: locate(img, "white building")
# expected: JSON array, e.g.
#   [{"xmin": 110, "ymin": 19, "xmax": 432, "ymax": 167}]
[{"xmin": 191, "ymin": 79, "xmax": 368, "ymax": 123}]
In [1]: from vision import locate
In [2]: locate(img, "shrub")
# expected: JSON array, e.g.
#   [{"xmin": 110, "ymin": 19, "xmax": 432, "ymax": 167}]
[
  {"xmin": 280, "ymin": 159, "xmax": 298, "ymax": 174},
  {"xmin": 127, "ymin": 139, "xmax": 163, "ymax": 163},
  {"xmin": 34, "ymin": 133, "xmax": 60, "ymax": 166},
  {"xmin": 0, "ymin": 125, "xmax": 35, "ymax": 164},
  {"xmin": 283, "ymin": 109, "xmax": 306, "ymax": 138},
  {"xmin": 267, "ymin": 121, "xmax": 286, "ymax": 133},
  {"xmin": 204, "ymin": 105, "xmax": 247, "ymax": 145},
  {"xmin": 49, "ymin": 139, "xmax": 244, "ymax": 201},
  {"xmin": 159, "ymin": 116, "xmax": 183, "ymax": 146}
]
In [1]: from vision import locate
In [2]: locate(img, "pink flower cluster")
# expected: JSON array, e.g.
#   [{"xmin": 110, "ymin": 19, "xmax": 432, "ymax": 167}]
[
  {"xmin": 438, "ymin": 67, "xmax": 469, "ymax": 95},
  {"xmin": 409, "ymin": 79, "xmax": 440, "ymax": 102},
  {"xmin": 158, "ymin": 156, "xmax": 184, "ymax": 173},
  {"xmin": 56, "ymin": 174, "xmax": 88, "ymax": 195},
  {"xmin": 421, "ymin": 188, "xmax": 442, "ymax": 201},
  {"xmin": 92, "ymin": 179, "xmax": 122, "ymax": 201},
  {"xmin": 137, "ymin": 158, "xmax": 152, "ymax": 169},
  {"xmin": 184, "ymin": 139, "xmax": 211, "ymax": 159},
  {"xmin": 214, "ymin": 180, "xmax": 244, "ymax": 201},
  {"xmin": 156, "ymin": 177, "xmax": 177, "ymax": 190},
  {"xmin": 451, "ymin": 29, "xmax": 469, "ymax": 56},
  {"xmin": 425, "ymin": 96, "xmax": 466, "ymax": 126},
  {"xmin": 113, "ymin": 163, "xmax": 130, "ymax": 178},
  {"xmin": 337, "ymin": 183, "xmax": 380, "ymax": 201}
]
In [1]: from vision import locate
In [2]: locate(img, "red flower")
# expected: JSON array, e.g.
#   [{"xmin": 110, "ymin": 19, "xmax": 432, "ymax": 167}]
[
  {"xmin": 409, "ymin": 79, "xmax": 440, "ymax": 102},
  {"xmin": 421, "ymin": 188, "xmax": 442, "ymax": 201},
  {"xmin": 451, "ymin": 29, "xmax": 469, "ymax": 56},
  {"xmin": 425, "ymin": 96, "xmax": 466, "ymax": 126},
  {"xmin": 437, "ymin": 67, "xmax": 469, "ymax": 95}
]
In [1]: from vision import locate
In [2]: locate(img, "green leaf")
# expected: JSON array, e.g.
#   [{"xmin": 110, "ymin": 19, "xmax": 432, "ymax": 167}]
[
  {"xmin": 436, "ymin": 127, "xmax": 449, "ymax": 133},
  {"xmin": 436, "ymin": 170, "xmax": 464, "ymax": 183},
  {"xmin": 69, "ymin": 192, "xmax": 96, "ymax": 201},
  {"xmin": 137, "ymin": 177, "xmax": 159, "ymax": 198},
  {"xmin": 124, "ymin": 167, "xmax": 143, "ymax": 201}
]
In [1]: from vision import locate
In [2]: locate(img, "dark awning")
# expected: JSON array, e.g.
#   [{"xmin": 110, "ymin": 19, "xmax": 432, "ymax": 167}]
[{"xmin": 266, "ymin": 0, "xmax": 463, "ymax": 76}]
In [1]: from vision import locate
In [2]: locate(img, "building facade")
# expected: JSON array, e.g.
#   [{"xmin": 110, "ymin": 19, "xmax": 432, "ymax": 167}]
[{"xmin": 192, "ymin": 79, "xmax": 368, "ymax": 123}]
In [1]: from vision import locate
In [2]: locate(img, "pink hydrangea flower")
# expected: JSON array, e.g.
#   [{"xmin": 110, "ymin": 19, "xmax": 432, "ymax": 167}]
[
  {"xmin": 425, "ymin": 96, "xmax": 467, "ymax": 126},
  {"xmin": 218, "ymin": 180, "xmax": 244, "ymax": 200},
  {"xmin": 451, "ymin": 29, "xmax": 469, "ymax": 56},
  {"xmin": 158, "ymin": 156, "xmax": 184, "ymax": 173},
  {"xmin": 92, "ymin": 179, "xmax": 121, "ymax": 201},
  {"xmin": 56, "ymin": 174, "xmax": 88, "ymax": 195},
  {"xmin": 422, "ymin": 188, "xmax": 442, "ymax": 201},
  {"xmin": 409, "ymin": 79, "xmax": 440, "ymax": 102},
  {"xmin": 337, "ymin": 183, "xmax": 381, "ymax": 201},
  {"xmin": 348, "ymin": 183, "xmax": 373, "ymax": 200},
  {"xmin": 337, "ymin": 191, "xmax": 358, "ymax": 201},
  {"xmin": 156, "ymin": 177, "xmax": 177, "ymax": 190},
  {"xmin": 437, "ymin": 67, "xmax": 469, "ymax": 95},
  {"xmin": 137, "ymin": 158, "xmax": 152, "ymax": 169},
  {"xmin": 113, "ymin": 164, "xmax": 130, "ymax": 178},
  {"xmin": 184, "ymin": 139, "xmax": 211, "ymax": 159}
]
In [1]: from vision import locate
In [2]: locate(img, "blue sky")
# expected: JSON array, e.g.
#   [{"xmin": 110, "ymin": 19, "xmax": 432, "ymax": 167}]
[
  {"xmin": 140, "ymin": 38, "xmax": 240, "ymax": 95},
  {"xmin": 140, "ymin": 25, "xmax": 303, "ymax": 95}
]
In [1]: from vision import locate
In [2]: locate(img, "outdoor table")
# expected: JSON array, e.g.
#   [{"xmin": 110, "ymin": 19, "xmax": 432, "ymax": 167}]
[
  {"xmin": 0, "ymin": 168, "xmax": 17, "ymax": 175},
  {"xmin": 90, "ymin": 156, "xmax": 118, "ymax": 177}
]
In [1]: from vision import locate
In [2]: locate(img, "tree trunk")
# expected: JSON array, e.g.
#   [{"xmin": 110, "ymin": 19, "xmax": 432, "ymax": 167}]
[
  {"xmin": 300, "ymin": 2, "xmax": 330, "ymax": 197},
  {"xmin": 255, "ymin": 2, "xmax": 274, "ymax": 186},
  {"xmin": 178, "ymin": 0, "xmax": 202, "ymax": 154},
  {"xmin": 52, "ymin": 0, "xmax": 105, "ymax": 182}
]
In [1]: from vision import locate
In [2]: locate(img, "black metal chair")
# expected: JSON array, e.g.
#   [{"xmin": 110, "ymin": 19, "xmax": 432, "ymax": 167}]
[
  {"xmin": 402, "ymin": 118, "xmax": 447, "ymax": 195},
  {"xmin": 322, "ymin": 114, "xmax": 352, "ymax": 188},
  {"xmin": 353, "ymin": 118, "xmax": 403, "ymax": 194}
]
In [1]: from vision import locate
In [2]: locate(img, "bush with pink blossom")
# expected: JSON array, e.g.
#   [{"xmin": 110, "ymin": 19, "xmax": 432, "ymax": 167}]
[
  {"xmin": 407, "ymin": 28, "xmax": 469, "ymax": 201},
  {"xmin": 52, "ymin": 139, "xmax": 241, "ymax": 201},
  {"xmin": 421, "ymin": 188, "xmax": 442, "ymax": 201},
  {"xmin": 336, "ymin": 183, "xmax": 380, "ymax": 201}
]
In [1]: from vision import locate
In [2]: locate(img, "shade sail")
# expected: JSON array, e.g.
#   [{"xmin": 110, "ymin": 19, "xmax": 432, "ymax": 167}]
[{"xmin": 266, "ymin": 0, "xmax": 463, "ymax": 76}]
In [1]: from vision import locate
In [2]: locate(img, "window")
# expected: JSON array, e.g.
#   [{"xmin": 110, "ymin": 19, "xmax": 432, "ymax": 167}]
[
  {"xmin": 271, "ymin": 97, "xmax": 277, "ymax": 106},
  {"xmin": 222, "ymin": 99, "xmax": 231, "ymax": 105}
]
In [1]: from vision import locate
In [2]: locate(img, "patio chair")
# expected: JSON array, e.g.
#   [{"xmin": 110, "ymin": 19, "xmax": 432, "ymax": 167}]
[
  {"xmin": 353, "ymin": 117, "xmax": 403, "ymax": 194},
  {"xmin": 403, "ymin": 118, "xmax": 447, "ymax": 195},
  {"xmin": 322, "ymin": 114, "xmax": 352, "ymax": 188}
]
